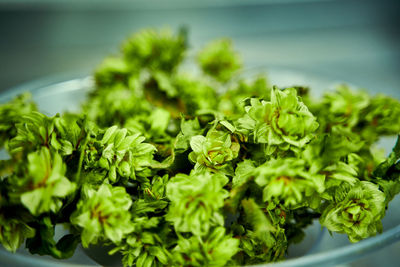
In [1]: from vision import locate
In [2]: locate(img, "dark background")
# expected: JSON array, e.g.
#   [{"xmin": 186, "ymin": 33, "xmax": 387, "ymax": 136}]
[{"xmin": 0, "ymin": 0, "xmax": 400, "ymax": 266}]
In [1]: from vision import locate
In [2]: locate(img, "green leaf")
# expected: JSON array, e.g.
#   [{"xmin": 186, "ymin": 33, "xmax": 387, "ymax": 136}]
[{"xmin": 26, "ymin": 218, "xmax": 79, "ymax": 259}]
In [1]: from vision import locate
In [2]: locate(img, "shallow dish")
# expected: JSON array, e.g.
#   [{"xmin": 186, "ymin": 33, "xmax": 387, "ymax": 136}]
[{"xmin": 1, "ymin": 69, "xmax": 399, "ymax": 267}]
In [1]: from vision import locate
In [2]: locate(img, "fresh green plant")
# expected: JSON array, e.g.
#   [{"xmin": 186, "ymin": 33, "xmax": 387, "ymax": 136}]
[{"xmin": 1, "ymin": 28, "xmax": 400, "ymax": 266}]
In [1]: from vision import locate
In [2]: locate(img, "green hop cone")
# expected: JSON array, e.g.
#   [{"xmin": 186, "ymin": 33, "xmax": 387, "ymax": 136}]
[
  {"xmin": 83, "ymin": 84, "xmax": 153, "ymax": 129},
  {"xmin": 0, "ymin": 215, "xmax": 35, "ymax": 253},
  {"xmin": 15, "ymin": 147, "xmax": 76, "ymax": 216},
  {"xmin": 254, "ymin": 158, "xmax": 325, "ymax": 208},
  {"xmin": 7, "ymin": 112, "xmax": 82, "ymax": 157},
  {"xmin": 172, "ymin": 226, "xmax": 240, "ymax": 267},
  {"xmin": 85, "ymin": 125, "xmax": 156, "ymax": 183},
  {"xmin": 218, "ymin": 76, "xmax": 270, "ymax": 117},
  {"xmin": 173, "ymin": 74, "xmax": 218, "ymax": 115},
  {"xmin": 166, "ymin": 171, "xmax": 229, "ymax": 236},
  {"xmin": 122, "ymin": 28, "xmax": 187, "ymax": 73},
  {"xmin": 51, "ymin": 114, "xmax": 84, "ymax": 156},
  {"xmin": 318, "ymin": 84, "xmax": 370, "ymax": 131},
  {"xmin": 70, "ymin": 184, "xmax": 134, "ymax": 247},
  {"xmin": 358, "ymin": 95, "xmax": 400, "ymax": 144},
  {"xmin": 188, "ymin": 129, "xmax": 240, "ymax": 174},
  {"xmin": 302, "ymin": 127, "xmax": 364, "ymax": 174},
  {"xmin": 319, "ymin": 153, "xmax": 362, "ymax": 198},
  {"xmin": 237, "ymin": 87, "xmax": 319, "ymax": 155},
  {"xmin": 320, "ymin": 181, "xmax": 385, "ymax": 242},
  {"xmin": 197, "ymin": 38, "xmax": 242, "ymax": 83},
  {"xmin": 94, "ymin": 56, "xmax": 131, "ymax": 89},
  {"xmin": 109, "ymin": 217, "xmax": 172, "ymax": 267},
  {"xmin": 8, "ymin": 111, "xmax": 55, "ymax": 156},
  {"xmin": 0, "ymin": 92, "xmax": 37, "ymax": 148}
]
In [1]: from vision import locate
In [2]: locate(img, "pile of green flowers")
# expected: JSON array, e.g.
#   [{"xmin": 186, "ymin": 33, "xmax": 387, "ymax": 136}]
[{"xmin": 1, "ymin": 28, "xmax": 400, "ymax": 266}]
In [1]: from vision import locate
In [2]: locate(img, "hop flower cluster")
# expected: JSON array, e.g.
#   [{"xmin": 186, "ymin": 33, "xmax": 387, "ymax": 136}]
[
  {"xmin": 1, "ymin": 27, "xmax": 400, "ymax": 267},
  {"xmin": 166, "ymin": 171, "xmax": 229, "ymax": 236},
  {"xmin": 189, "ymin": 129, "xmax": 240, "ymax": 174},
  {"xmin": 237, "ymin": 87, "xmax": 319, "ymax": 154},
  {"xmin": 70, "ymin": 184, "xmax": 134, "ymax": 247},
  {"xmin": 84, "ymin": 125, "xmax": 156, "ymax": 183},
  {"xmin": 320, "ymin": 181, "xmax": 385, "ymax": 242},
  {"xmin": 197, "ymin": 39, "xmax": 242, "ymax": 83}
]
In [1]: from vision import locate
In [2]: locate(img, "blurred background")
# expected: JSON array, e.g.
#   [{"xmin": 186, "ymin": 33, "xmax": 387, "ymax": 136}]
[
  {"xmin": 0, "ymin": 0, "xmax": 399, "ymax": 93},
  {"xmin": 0, "ymin": 0, "xmax": 399, "ymax": 266}
]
